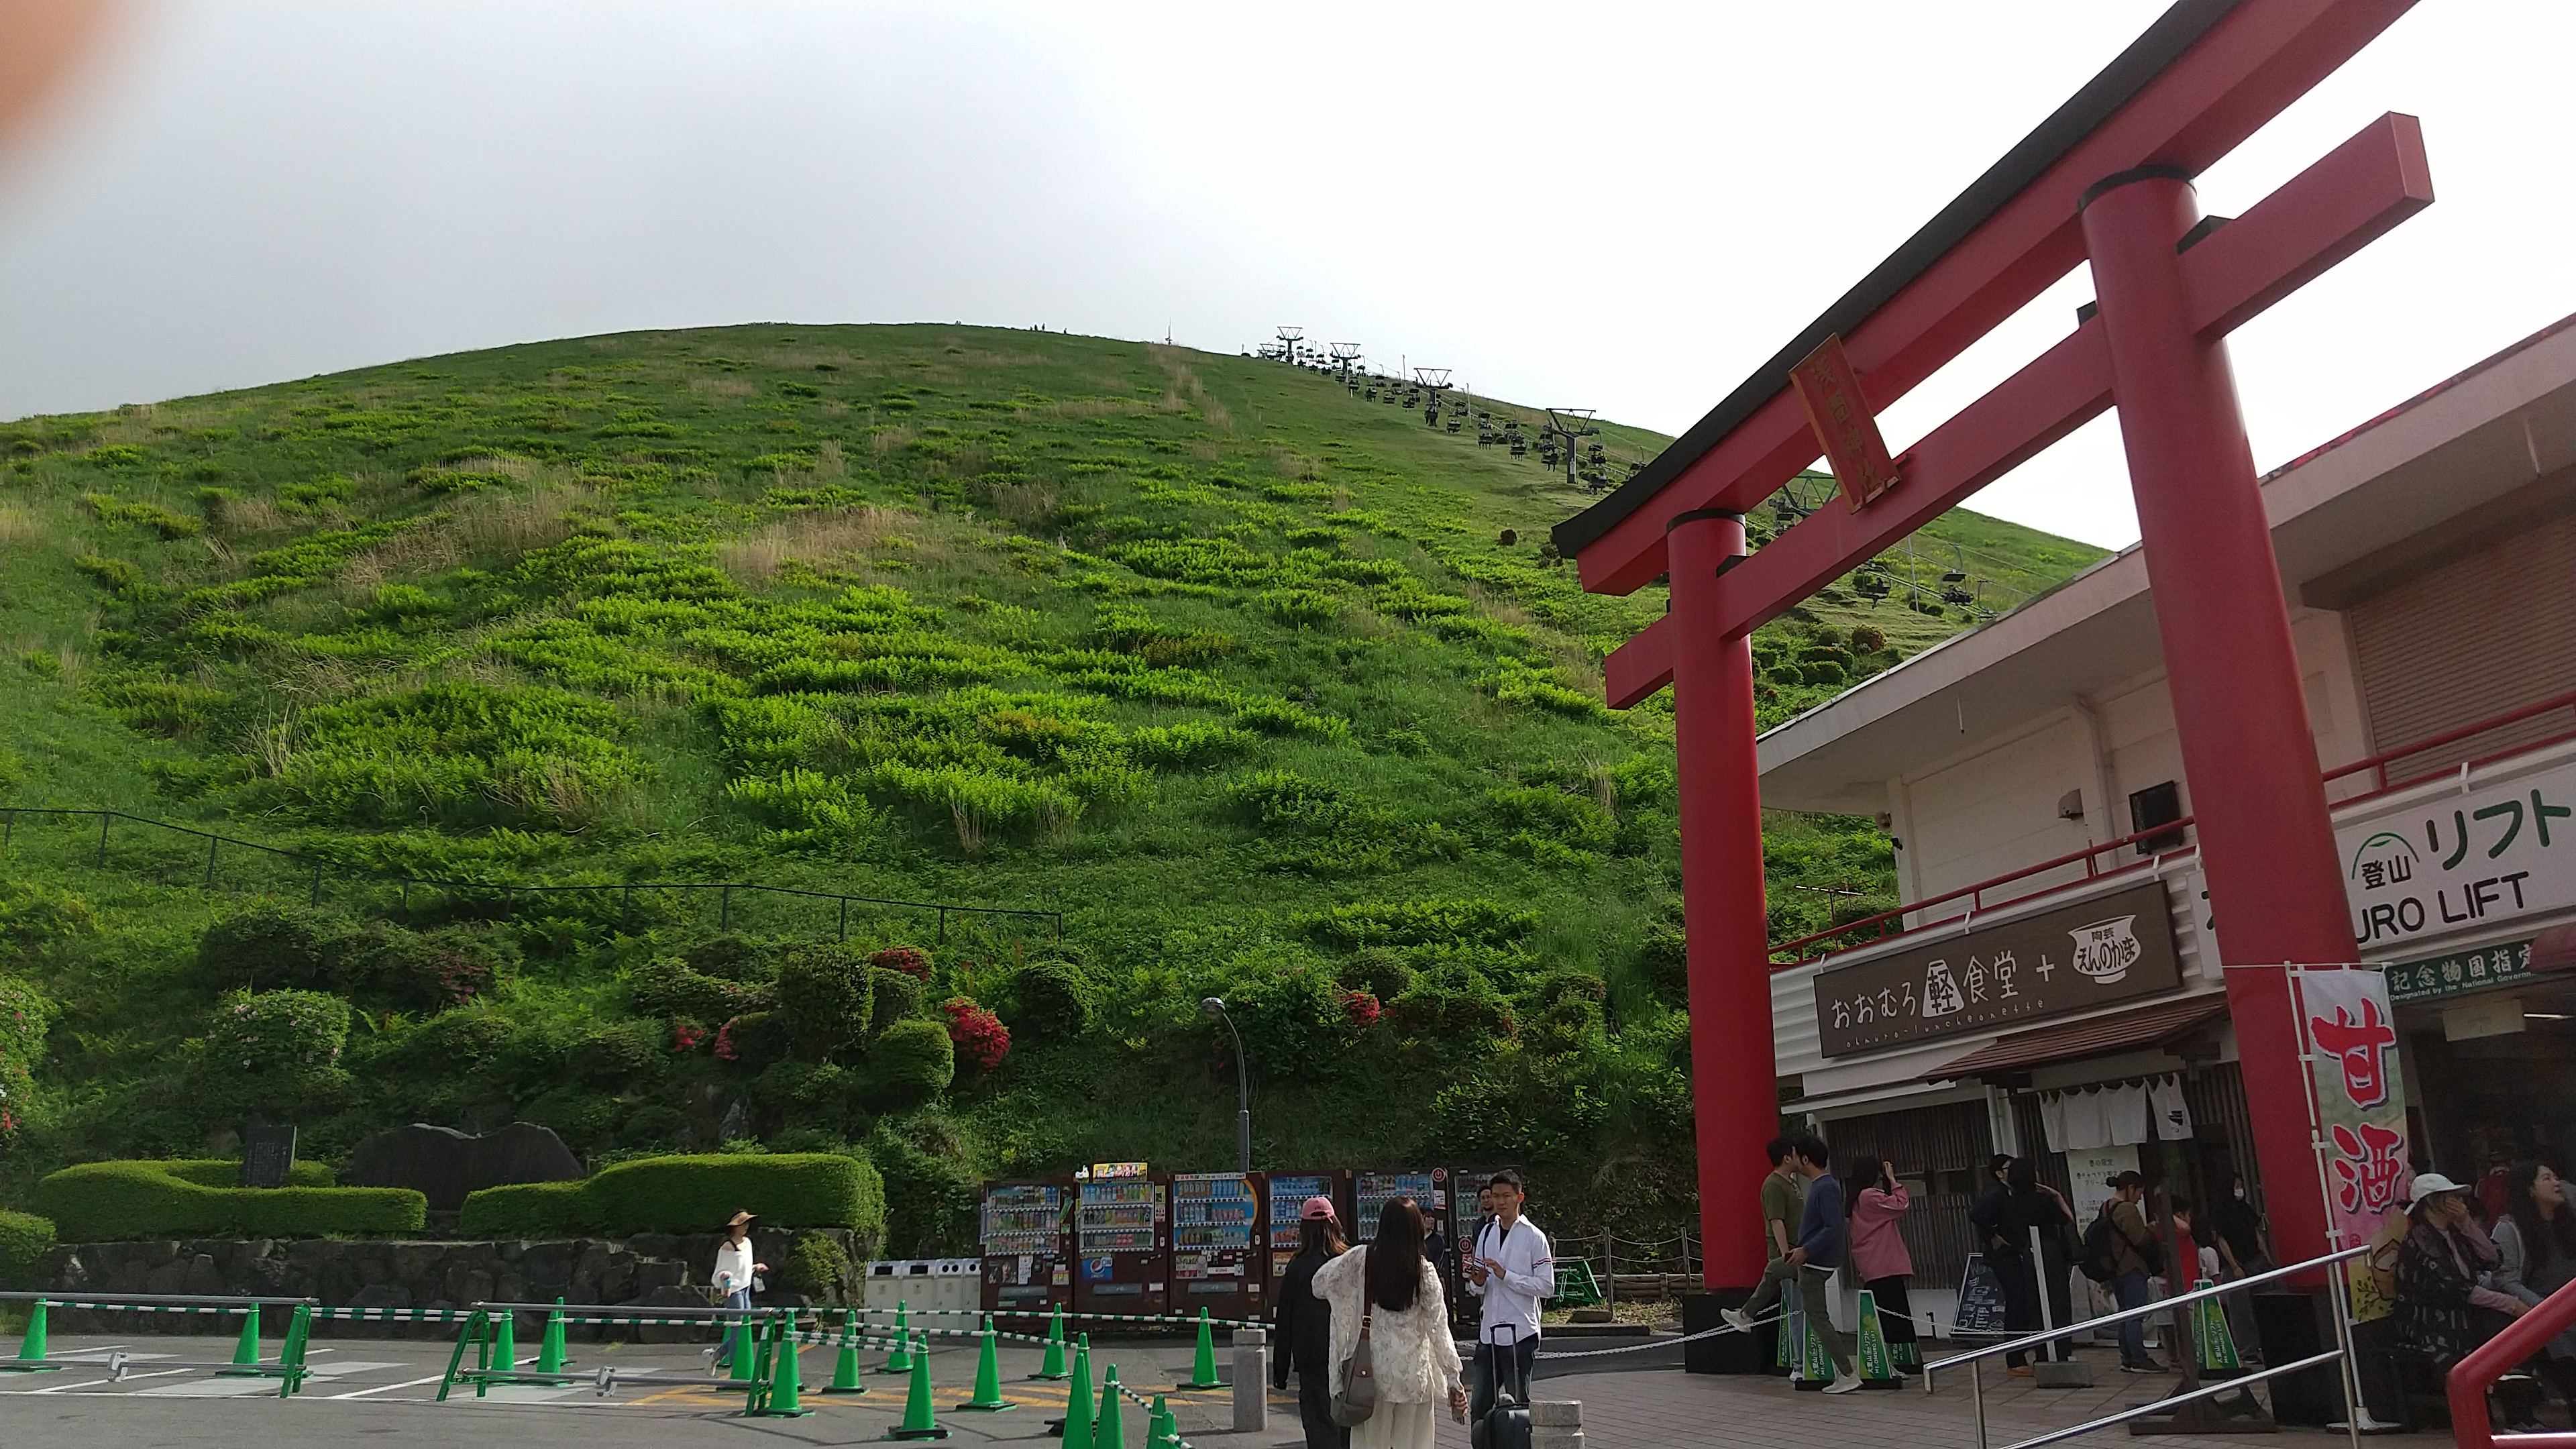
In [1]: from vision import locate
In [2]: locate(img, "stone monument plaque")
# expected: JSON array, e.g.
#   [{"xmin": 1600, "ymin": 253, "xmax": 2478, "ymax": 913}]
[{"xmin": 239, "ymin": 1124, "xmax": 298, "ymax": 1189}]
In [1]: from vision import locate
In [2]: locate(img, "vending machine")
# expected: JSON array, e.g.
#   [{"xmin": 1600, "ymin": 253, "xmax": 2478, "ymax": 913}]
[
  {"xmin": 1354, "ymin": 1167, "xmax": 1448, "ymax": 1242},
  {"xmin": 1261, "ymin": 1168, "xmax": 1352, "ymax": 1308},
  {"xmin": 979, "ymin": 1177, "xmax": 1075, "ymax": 1314},
  {"xmin": 1071, "ymin": 1163, "xmax": 1170, "ymax": 1316},
  {"xmin": 1167, "ymin": 1171, "xmax": 1266, "ymax": 1320}
]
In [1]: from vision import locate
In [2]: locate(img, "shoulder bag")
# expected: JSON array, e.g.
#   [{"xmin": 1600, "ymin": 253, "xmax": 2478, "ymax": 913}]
[{"xmin": 1329, "ymin": 1308, "xmax": 1377, "ymax": 1427}]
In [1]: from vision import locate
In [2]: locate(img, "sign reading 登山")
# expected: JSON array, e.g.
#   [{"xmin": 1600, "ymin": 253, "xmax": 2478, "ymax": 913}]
[
  {"xmin": 2339, "ymin": 761, "xmax": 2574, "ymax": 951},
  {"xmin": 1812, "ymin": 881, "xmax": 2184, "ymax": 1057},
  {"xmin": 2292, "ymin": 966, "xmax": 2412, "ymax": 1322}
]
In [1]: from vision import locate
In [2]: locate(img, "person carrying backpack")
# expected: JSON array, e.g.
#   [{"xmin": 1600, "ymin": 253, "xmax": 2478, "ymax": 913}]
[{"xmin": 2094, "ymin": 1172, "xmax": 2166, "ymax": 1373}]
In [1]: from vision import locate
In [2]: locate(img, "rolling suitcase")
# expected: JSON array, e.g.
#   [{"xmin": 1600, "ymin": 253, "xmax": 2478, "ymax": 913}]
[{"xmin": 1471, "ymin": 1324, "xmax": 1532, "ymax": 1449}]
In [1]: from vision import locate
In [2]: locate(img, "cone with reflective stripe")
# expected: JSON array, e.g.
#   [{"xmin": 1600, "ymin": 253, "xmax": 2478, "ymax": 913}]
[
  {"xmin": 883, "ymin": 1301, "xmax": 914, "ymax": 1373},
  {"xmin": 824, "ymin": 1308, "xmax": 869, "ymax": 1394},
  {"xmin": 886, "ymin": 1333, "xmax": 949, "ymax": 1439},
  {"xmin": 1854, "ymin": 1289, "xmax": 1899, "ymax": 1388},
  {"xmin": 1091, "ymin": 1365, "xmax": 1126, "ymax": 1449},
  {"xmin": 1032, "ymin": 1304, "xmax": 1069, "ymax": 1379},
  {"xmin": 492, "ymin": 1305, "xmax": 519, "ymax": 1375},
  {"xmin": 1, "ymin": 1299, "xmax": 60, "ymax": 1373},
  {"xmin": 1148, "ymin": 1392, "xmax": 1176, "ymax": 1449},
  {"xmin": 537, "ymin": 1297, "xmax": 570, "ymax": 1374},
  {"xmin": 753, "ymin": 1316, "xmax": 812, "ymax": 1417},
  {"xmin": 955, "ymin": 1315, "xmax": 1014, "ymax": 1410},
  {"xmin": 1180, "ymin": 1306, "xmax": 1222, "ymax": 1390},
  {"xmin": 217, "ymin": 1305, "xmax": 263, "ymax": 1375},
  {"xmin": 1058, "ymin": 1336, "xmax": 1094, "ymax": 1449}
]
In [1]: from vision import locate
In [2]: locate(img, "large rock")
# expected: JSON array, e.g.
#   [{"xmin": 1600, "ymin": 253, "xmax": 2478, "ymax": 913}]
[{"xmin": 340, "ymin": 1122, "xmax": 584, "ymax": 1212}]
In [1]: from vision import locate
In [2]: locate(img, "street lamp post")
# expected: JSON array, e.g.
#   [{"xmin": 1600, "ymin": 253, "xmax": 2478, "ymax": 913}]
[{"xmin": 1201, "ymin": 997, "xmax": 1251, "ymax": 1173}]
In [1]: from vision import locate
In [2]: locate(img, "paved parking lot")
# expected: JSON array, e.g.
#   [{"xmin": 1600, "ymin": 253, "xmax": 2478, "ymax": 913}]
[{"xmin": 0, "ymin": 1329, "xmax": 2464, "ymax": 1449}]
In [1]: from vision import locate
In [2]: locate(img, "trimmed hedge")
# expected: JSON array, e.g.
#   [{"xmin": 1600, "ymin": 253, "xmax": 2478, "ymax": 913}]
[
  {"xmin": 160, "ymin": 1158, "xmax": 336, "ymax": 1189},
  {"xmin": 458, "ymin": 1152, "xmax": 885, "ymax": 1240},
  {"xmin": 32, "ymin": 1161, "xmax": 425, "ymax": 1241},
  {"xmin": 0, "ymin": 1210, "xmax": 54, "ymax": 1289}
]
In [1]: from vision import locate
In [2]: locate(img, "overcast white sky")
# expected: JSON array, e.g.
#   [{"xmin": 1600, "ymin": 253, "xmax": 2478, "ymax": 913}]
[{"xmin": 4, "ymin": 1, "xmax": 2571, "ymax": 549}]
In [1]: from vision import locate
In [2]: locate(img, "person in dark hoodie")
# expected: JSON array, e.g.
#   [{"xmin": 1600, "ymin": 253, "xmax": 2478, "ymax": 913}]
[
  {"xmin": 1788, "ymin": 1134, "xmax": 1863, "ymax": 1394},
  {"xmin": 1273, "ymin": 1195, "xmax": 1351, "ymax": 1449}
]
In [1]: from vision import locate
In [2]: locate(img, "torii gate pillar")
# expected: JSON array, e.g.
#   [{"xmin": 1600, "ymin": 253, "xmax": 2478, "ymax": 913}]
[
  {"xmin": 1666, "ymin": 510, "xmax": 1780, "ymax": 1293},
  {"xmin": 2082, "ymin": 171, "xmax": 2358, "ymax": 1266}
]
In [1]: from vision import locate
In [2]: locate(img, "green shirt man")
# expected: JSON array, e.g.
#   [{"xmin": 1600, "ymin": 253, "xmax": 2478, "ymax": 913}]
[{"xmin": 1761, "ymin": 1157, "xmax": 1807, "ymax": 1262}]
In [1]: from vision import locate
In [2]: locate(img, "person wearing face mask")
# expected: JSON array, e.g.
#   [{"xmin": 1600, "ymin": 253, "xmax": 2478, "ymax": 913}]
[
  {"xmin": 2396, "ymin": 1173, "xmax": 2542, "ymax": 1432},
  {"xmin": 2493, "ymin": 1161, "xmax": 2576, "ymax": 1421}
]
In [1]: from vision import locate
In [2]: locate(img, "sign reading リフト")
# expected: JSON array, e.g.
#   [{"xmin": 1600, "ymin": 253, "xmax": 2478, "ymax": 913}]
[
  {"xmin": 1789, "ymin": 333, "xmax": 1900, "ymax": 510},
  {"xmin": 2338, "ymin": 760, "xmax": 2575, "ymax": 952},
  {"xmin": 1813, "ymin": 881, "xmax": 2183, "ymax": 1057}
]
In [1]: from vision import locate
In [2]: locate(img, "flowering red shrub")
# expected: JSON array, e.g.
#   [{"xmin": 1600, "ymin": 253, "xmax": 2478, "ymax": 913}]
[
  {"xmin": 871, "ymin": 946, "xmax": 933, "ymax": 981},
  {"xmin": 714, "ymin": 1017, "xmax": 742, "ymax": 1063},
  {"xmin": 1340, "ymin": 989, "xmax": 1383, "ymax": 1028},
  {"xmin": 941, "ymin": 996, "xmax": 1010, "ymax": 1072},
  {"xmin": 672, "ymin": 1021, "xmax": 706, "ymax": 1053}
]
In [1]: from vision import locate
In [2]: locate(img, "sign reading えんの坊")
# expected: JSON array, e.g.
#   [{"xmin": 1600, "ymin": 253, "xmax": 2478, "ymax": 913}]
[{"xmin": 1813, "ymin": 880, "xmax": 2184, "ymax": 1057}]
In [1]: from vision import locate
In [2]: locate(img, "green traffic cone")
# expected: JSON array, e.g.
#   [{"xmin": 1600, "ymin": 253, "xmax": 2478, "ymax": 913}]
[
  {"xmin": 1, "ymin": 1299, "xmax": 60, "ymax": 1373},
  {"xmin": 492, "ymin": 1306, "xmax": 519, "ymax": 1375},
  {"xmin": 824, "ymin": 1309, "xmax": 869, "ymax": 1394},
  {"xmin": 277, "ymin": 1302, "xmax": 314, "ymax": 1399},
  {"xmin": 1091, "ymin": 1366, "xmax": 1126, "ymax": 1449},
  {"xmin": 1059, "ymin": 1336, "xmax": 1094, "ymax": 1449},
  {"xmin": 885, "ymin": 1333, "xmax": 949, "ymax": 1440},
  {"xmin": 1032, "ymin": 1304, "xmax": 1069, "ymax": 1380},
  {"xmin": 1148, "ymin": 1393, "xmax": 1175, "ymax": 1449},
  {"xmin": 537, "ymin": 1296, "xmax": 570, "ymax": 1374},
  {"xmin": 1179, "ymin": 1306, "xmax": 1222, "ymax": 1390},
  {"xmin": 955, "ymin": 1315, "xmax": 1014, "ymax": 1411},
  {"xmin": 727, "ymin": 1310, "xmax": 757, "ymax": 1383},
  {"xmin": 217, "ymin": 1305, "xmax": 262, "ymax": 1375},
  {"xmin": 753, "ymin": 1317, "xmax": 812, "ymax": 1417},
  {"xmin": 883, "ymin": 1301, "xmax": 914, "ymax": 1374}
]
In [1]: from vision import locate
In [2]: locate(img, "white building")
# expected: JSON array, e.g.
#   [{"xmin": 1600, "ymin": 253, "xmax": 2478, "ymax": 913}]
[{"xmin": 1757, "ymin": 313, "xmax": 2576, "ymax": 1332}]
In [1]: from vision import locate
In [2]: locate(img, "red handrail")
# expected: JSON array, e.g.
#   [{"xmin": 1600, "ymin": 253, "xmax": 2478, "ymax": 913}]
[
  {"xmin": 1771, "ymin": 690, "xmax": 2576, "ymax": 971},
  {"xmin": 2324, "ymin": 690, "xmax": 2576, "ymax": 794},
  {"xmin": 2448, "ymin": 1273, "xmax": 2576, "ymax": 1449},
  {"xmin": 1769, "ymin": 818, "xmax": 2196, "ymax": 966}
]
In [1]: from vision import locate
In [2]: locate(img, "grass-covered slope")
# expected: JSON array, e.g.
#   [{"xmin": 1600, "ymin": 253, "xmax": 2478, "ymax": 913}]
[{"xmin": 0, "ymin": 324, "xmax": 2103, "ymax": 1244}]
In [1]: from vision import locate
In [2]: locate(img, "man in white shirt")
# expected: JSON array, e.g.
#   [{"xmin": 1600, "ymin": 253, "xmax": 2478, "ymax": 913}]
[{"xmin": 1462, "ymin": 1170, "xmax": 1552, "ymax": 1422}]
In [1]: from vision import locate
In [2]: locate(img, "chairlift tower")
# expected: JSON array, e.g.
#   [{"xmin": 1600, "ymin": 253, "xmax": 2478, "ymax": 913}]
[
  {"xmin": 1543, "ymin": 408, "xmax": 1602, "ymax": 492},
  {"xmin": 1275, "ymin": 327, "xmax": 1305, "ymax": 366},
  {"xmin": 1329, "ymin": 342, "xmax": 1363, "ymax": 381},
  {"xmin": 1413, "ymin": 368, "xmax": 1453, "ymax": 428}
]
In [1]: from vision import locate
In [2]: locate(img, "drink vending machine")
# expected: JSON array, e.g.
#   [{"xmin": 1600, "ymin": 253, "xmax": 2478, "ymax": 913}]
[
  {"xmin": 1167, "ymin": 1171, "xmax": 1265, "ymax": 1320},
  {"xmin": 1354, "ymin": 1167, "xmax": 1448, "ymax": 1242},
  {"xmin": 979, "ymin": 1177, "xmax": 1075, "ymax": 1314},
  {"xmin": 1071, "ymin": 1163, "xmax": 1171, "ymax": 1317},
  {"xmin": 1260, "ymin": 1168, "xmax": 1352, "ymax": 1308}
]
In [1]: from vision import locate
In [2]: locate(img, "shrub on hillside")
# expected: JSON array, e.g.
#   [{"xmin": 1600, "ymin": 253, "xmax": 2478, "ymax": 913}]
[
  {"xmin": 629, "ymin": 956, "xmax": 764, "ymax": 1024},
  {"xmin": 1634, "ymin": 922, "xmax": 1688, "ymax": 1002},
  {"xmin": 459, "ymin": 1152, "xmax": 885, "ymax": 1240},
  {"xmin": 1387, "ymin": 965, "xmax": 1516, "ymax": 1048},
  {"xmin": 197, "ymin": 902, "xmax": 352, "ymax": 994},
  {"xmin": 0, "ymin": 1210, "xmax": 56, "ymax": 1289},
  {"xmin": 868, "ymin": 1018, "xmax": 954, "ymax": 1106},
  {"xmin": 1298, "ymin": 898, "xmax": 1541, "ymax": 952},
  {"xmin": 782, "ymin": 1230, "xmax": 853, "ymax": 1299},
  {"xmin": 869, "ymin": 946, "xmax": 932, "ymax": 980},
  {"xmin": 775, "ymin": 945, "xmax": 873, "ymax": 1062},
  {"xmin": 1336, "ymin": 948, "xmax": 1413, "ymax": 1002},
  {"xmin": 1000, "ymin": 957, "xmax": 1091, "ymax": 1043},
  {"xmin": 939, "ymin": 998, "xmax": 1010, "ymax": 1072},
  {"xmin": 716, "ymin": 1010, "xmax": 791, "ymax": 1069},
  {"xmin": 202, "ymin": 990, "xmax": 352, "ymax": 1120},
  {"xmin": 32, "ymin": 1162, "xmax": 423, "ymax": 1240},
  {"xmin": 869, "ymin": 967, "xmax": 927, "ymax": 1027},
  {"xmin": 1523, "ymin": 970, "xmax": 1608, "ymax": 1054},
  {"xmin": 866, "ymin": 1114, "xmax": 982, "ymax": 1256}
]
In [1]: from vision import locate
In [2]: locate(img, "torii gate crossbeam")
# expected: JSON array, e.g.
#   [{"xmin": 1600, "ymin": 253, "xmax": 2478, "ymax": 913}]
[{"xmin": 1554, "ymin": 0, "xmax": 2425, "ymax": 1299}]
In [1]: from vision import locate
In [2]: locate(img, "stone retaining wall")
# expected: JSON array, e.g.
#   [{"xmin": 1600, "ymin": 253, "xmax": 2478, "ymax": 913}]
[{"xmin": 40, "ymin": 1227, "xmax": 860, "ymax": 1338}]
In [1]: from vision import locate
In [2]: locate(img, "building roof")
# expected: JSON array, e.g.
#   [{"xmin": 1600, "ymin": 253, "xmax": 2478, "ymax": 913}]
[
  {"xmin": 1756, "ymin": 311, "xmax": 2576, "ymax": 813},
  {"xmin": 1923, "ymin": 992, "xmax": 2230, "ymax": 1082}
]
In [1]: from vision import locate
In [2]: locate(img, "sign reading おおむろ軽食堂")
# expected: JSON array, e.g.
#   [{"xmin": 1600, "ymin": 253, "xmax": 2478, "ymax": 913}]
[
  {"xmin": 1812, "ymin": 881, "xmax": 2184, "ymax": 1057},
  {"xmin": 2338, "ymin": 761, "xmax": 2573, "ymax": 953}
]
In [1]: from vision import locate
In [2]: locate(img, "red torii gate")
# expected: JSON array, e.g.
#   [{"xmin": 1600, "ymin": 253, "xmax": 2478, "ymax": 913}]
[{"xmin": 1552, "ymin": 0, "xmax": 2432, "ymax": 1293}]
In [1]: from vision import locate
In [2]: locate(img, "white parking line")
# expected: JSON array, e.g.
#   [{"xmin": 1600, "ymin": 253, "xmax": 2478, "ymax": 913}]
[
  {"xmin": 36, "ymin": 1367, "xmax": 194, "ymax": 1392},
  {"xmin": 325, "ymin": 1373, "xmax": 451, "ymax": 1399}
]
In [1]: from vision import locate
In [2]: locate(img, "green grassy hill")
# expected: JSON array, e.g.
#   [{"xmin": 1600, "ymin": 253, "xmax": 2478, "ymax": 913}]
[{"xmin": 0, "ymin": 324, "xmax": 2104, "ymax": 1246}]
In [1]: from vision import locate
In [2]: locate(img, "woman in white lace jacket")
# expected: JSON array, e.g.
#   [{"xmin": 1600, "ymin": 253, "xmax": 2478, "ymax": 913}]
[{"xmin": 1309, "ymin": 1197, "xmax": 1466, "ymax": 1449}]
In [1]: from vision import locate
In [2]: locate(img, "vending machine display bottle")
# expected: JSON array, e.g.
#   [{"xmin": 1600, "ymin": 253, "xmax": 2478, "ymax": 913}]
[
  {"xmin": 1167, "ymin": 1171, "xmax": 1266, "ymax": 1319},
  {"xmin": 1071, "ymin": 1164, "xmax": 1170, "ymax": 1316},
  {"xmin": 979, "ymin": 1177, "xmax": 1074, "ymax": 1314},
  {"xmin": 1261, "ymin": 1168, "xmax": 1352, "ymax": 1307},
  {"xmin": 1354, "ymin": 1168, "xmax": 1447, "ymax": 1242}
]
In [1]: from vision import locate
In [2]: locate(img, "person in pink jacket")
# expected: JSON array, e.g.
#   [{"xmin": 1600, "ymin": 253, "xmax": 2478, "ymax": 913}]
[{"xmin": 1845, "ymin": 1157, "xmax": 1921, "ymax": 1373}]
